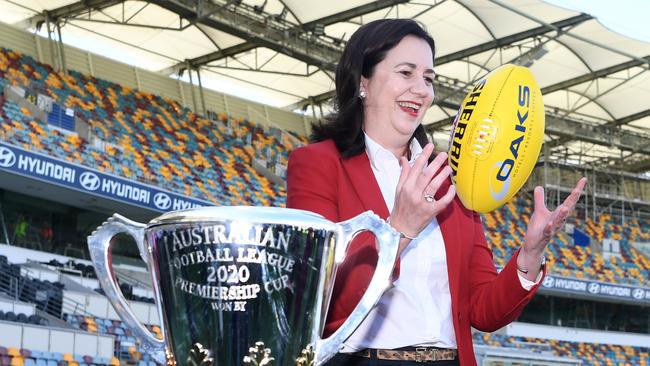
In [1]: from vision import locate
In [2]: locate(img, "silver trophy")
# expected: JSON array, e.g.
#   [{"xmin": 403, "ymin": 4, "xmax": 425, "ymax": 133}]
[{"xmin": 87, "ymin": 206, "xmax": 400, "ymax": 365}]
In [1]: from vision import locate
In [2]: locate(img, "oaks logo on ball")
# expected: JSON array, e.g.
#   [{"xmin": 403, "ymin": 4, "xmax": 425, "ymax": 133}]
[
  {"xmin": 0, "ymin": 146, "xmax": 16, "ymax": 168},
  {"xmin": 153, "ymin": 192, "xmax": 172, "ymax": 210},
  {"xmin": 79, "ymin": 172, "xmax": 101, "ymax": 191},
  {"xmin": 489, "ymin": 161, "xmax": 512, "ymax": 202},
  {"xmin": 489, "ymin": 84, "xmax": 531, "ymax": 202}
]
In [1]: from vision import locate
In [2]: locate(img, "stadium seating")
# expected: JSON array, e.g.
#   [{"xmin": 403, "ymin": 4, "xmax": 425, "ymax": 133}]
[
  {"xmin": 2, "ymin": 43, "xmax": 650, "ymax": 366},
  {"xmin": 2, "ymin": 42, "xmax": 650, "ymax": 285},
  {"xmin": 0, "ymin": 47, "xmax": 305, "ymax": 208},
  {"xmin": 0, "ymin": 345, "xmax": 120, "ymax": 366},
  {"xmin": 38, "ymin": 259, "xmax": 153, "ymax": 304},
  {"xmin": 0, "ymin": 311, "xmax": 48, "ymax": 327},
  {"xmin": 42, "ymin": 260, "xmax": 96, "ymax": 279},
  {"xmin": 0, "ymin": 258, "xmax": 62, "ymax": 318},
  {"xmin": 1, "ymin": 255, "xmax": 155, "ymax": 365},
  {"xmin": 65, "ymin": 314, "xmax": 161, "ymax": 364},
  {"xmin": 482, "ymin": 194, "xmax": 650, "ymax": 286},
  {"xmin": 474, "ymin": 332, "xmax": 650, "ymax": 365}
]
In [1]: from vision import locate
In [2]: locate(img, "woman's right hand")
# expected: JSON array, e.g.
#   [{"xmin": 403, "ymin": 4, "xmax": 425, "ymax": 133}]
[{"xmin": 388, "ymin": 143, "xmax": 456, "ymax": 252}]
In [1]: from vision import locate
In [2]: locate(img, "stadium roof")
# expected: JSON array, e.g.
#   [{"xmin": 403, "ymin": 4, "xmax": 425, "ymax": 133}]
[{"xmin": 2, "ymin": 0, "xmax": 650, "ymax": 172}]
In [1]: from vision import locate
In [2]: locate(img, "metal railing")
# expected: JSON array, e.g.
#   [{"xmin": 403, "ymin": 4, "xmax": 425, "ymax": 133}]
[
  {"xmin": 0, "ymin": 262, "xmax": 94, "ymax": 320},
  {"xmin": 0, "ymin": 202, "xmax": 10, "ymax": 245}
]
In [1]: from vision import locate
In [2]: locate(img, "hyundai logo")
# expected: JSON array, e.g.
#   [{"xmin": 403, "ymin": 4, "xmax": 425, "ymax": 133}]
[
  {"xmin": 542, "ymin": 276, "xmax": 554, "ymax": 288},
  {"xmin": 587, "ymin": 283, "xmax": 600, "ymax": 294},
  {"xmin": 153, "ymin": 192, "xmax": 172, "ymax": 210},
  {"xmin": 79, "ymin": 172, "xmax": 101, "ymax": 191},
  {"xmin": 632, "ymin": 288, "xmax": 645, "ymax": 300},
  {"xmin": 0, "ymin": 147, "xmax": 17, "ymax": 168}
]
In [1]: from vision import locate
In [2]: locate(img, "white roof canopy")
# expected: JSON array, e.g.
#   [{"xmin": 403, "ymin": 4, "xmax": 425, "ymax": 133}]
[{"xmin": 1, "ymin": 0, "xmax": 649, "ymax": 171}]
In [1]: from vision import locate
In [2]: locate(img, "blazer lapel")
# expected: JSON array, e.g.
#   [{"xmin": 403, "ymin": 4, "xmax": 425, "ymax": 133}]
[
  {"xmin": 436, "ymin": 178, "xmax": 463, "ymax": 309},
  {"xmin": 341, "ymin": 152, "xmax": 390, "ymax": 219}
]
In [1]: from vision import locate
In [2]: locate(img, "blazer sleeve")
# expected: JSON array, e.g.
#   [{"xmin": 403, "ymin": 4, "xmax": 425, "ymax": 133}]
[
  {"xmin": 467, "ymin": 211, "xmax": 544, "ymax": 332},
  {"xmin": 286, "ymin": 144, "xmax": 339, "ymax": 222}
]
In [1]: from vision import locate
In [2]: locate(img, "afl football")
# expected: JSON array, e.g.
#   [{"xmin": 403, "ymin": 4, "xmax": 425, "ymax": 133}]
[{"xmin": 448, "ymin": 64, "xmax": 545, "ymax": 213}]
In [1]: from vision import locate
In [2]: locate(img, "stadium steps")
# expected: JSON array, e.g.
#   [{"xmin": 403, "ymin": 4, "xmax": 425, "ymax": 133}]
[
  {"xmin": 251, "ymin": 158, "xmax": 286, "ymax": 187},
  {"xmin": 32, "ymin": 308, "xmax": 69, "ymax": 329},
  {"xmin": 2, "ymin": 85, "xmax": 47, "ymax": 123},
  {"xmin": 631, "ymin": 241, "xmax": 650, "ymax": 259}
]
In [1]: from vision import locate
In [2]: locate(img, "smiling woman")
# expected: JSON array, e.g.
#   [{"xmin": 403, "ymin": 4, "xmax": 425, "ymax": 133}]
[
  {"xmin": 286, "ymin": 18, "xmax": 586, "ymax": 366},
  {"xmin": 308, "ymin": 19, "xmax": 436, "ymax": 160},
  {"xmin": 361, "ymin": 35, "xmax": 435, "ymax": 157}
]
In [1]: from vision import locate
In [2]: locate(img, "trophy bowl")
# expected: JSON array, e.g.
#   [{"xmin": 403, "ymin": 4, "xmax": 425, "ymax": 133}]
[{"xmin": 88, "ymin": 206, "xmax": 399, "ymax": 366}]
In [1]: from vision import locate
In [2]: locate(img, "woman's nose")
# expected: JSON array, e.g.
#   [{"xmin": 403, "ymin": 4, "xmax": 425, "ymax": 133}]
[{"xmin": 411, "ymin": 79, "xmax": 434, "ymax": 99}]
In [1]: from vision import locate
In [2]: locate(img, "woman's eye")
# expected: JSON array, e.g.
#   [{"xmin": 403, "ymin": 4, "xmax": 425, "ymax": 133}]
[
  {"xmin": 399, "ymin": 70, "xmax": 412, "ymax": 76},
  {"xmin": 425, "ymin": 77, "xmax": 434, "ymax": 84}
]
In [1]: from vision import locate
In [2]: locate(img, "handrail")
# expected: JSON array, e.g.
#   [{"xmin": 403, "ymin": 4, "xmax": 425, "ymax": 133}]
[
  {"xmin": 113, "ymin": 267, "xmax": 150, "ymax": 290},
  {"xmin": 0, "ymin": 202, "xmax": 10, "ymax": 245},
  {"xmin": 0, "ymin": 263, "xmax": 94, "ymax": 320}
]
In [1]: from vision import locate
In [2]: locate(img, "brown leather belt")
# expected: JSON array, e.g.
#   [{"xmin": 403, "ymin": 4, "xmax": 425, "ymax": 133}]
[{"xmin": 352, "ymin": 347, "xmax": 458, "ymax": 363}]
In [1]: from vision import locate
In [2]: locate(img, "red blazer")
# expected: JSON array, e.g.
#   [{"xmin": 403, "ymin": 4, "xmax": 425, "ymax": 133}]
[{"xmin": 286, "ymin": 139, "xmax": 543, "ymax": 366}]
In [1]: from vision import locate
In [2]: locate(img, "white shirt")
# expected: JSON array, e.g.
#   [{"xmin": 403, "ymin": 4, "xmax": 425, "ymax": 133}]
[{"xmin": 341, "ymin": 134, "xmax": 539, "ymax": 352}]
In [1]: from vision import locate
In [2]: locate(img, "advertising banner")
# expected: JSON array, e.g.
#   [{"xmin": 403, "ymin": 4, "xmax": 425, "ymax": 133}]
[
  {"xmin": 541, "ymin": 274, "xmax": 650, "ymax": 304},
  {"xmin": 0, "ymin": 141, "xmax": 211, "ymax": 212}
]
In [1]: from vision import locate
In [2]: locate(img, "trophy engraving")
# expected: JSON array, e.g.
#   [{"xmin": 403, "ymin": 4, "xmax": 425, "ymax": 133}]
[
  {"xmin": 295, "ymin": 345, "xmax": 315, "ymax": 366},
  {"xmin": 168, "ymin": 223, "xmax": 294, "ymax": 313},
  {"xmin": 188, "ymin": 343, "xmax": 214, "ymax": 366},
  {"xmin": 88, "ymin": 207, "xmax": 400, "ymax": 366},
  {"xmin": 243, "ymin": 341, "xmax": 274, "ymax": 366}
]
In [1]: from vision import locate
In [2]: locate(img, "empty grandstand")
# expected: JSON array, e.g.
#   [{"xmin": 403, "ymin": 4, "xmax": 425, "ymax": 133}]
[{"xmin": 0, "ymin": 0, "xmax": 649, "ymax": 365}]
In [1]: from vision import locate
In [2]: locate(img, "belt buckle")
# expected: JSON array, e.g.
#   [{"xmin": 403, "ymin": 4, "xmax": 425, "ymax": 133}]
[{"xmin": 414, "ymin": 347, "xmax": 428, "ymax": 363}]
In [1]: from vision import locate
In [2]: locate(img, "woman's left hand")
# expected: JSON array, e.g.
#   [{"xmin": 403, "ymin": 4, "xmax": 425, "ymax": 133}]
[{"xmin": 517, "ymin": 177, "xmax": 588, "ymax": 280}]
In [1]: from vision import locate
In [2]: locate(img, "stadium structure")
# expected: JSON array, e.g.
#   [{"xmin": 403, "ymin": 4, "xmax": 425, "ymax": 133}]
[{"xmin": 0, "ymin": 0, "xmax": 648, "ymax": 365}]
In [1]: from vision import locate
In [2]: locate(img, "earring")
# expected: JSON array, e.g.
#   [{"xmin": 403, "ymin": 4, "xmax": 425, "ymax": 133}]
[{"xmin": 359, "ymin": 90, "xmax": 366, "ymax": 99}]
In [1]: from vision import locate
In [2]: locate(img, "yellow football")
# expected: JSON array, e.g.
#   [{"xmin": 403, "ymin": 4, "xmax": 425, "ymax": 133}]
[{"xmin": 448, "ymin": 64, "xmax": 545, "ymax": 213}]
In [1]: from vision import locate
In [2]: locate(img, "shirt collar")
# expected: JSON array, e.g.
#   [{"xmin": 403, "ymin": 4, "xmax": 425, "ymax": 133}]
[{"xmin": 364, "ymin": 133, "xmax": 424, "ymax": 171}]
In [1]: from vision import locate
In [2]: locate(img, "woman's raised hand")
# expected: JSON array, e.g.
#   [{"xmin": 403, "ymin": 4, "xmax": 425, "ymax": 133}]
[
  {"xmin": 389, "ymin": 143, "xmax": 456, "ymax": 248},
  {"xmin": 517, "ymin": 177, "xmax": 588, "ymax": 280}
]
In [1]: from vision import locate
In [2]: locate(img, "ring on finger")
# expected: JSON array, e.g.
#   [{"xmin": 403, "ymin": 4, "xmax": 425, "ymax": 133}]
[{"xmin": 424, "ymin": 193, "xmax": 435, "ymax": 203}]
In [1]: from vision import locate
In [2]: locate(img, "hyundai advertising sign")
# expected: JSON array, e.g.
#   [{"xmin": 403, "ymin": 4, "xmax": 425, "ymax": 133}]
[{"xmin": 0, "ymin": 142, "xmax": 211, "ymax": 212}]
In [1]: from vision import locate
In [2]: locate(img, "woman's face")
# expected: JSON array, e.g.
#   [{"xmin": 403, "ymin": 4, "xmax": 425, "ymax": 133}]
[{"xmin": 361, "ymin": 35, "xmax": 435, "ymax": 148}]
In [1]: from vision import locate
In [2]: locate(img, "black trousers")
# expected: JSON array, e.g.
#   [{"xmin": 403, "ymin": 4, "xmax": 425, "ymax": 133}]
[{"xmin": 325, "ymin": 353, "xmax": 460, "ymax": 366}]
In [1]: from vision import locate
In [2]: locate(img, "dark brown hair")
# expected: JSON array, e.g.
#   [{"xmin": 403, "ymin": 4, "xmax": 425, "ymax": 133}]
[{"xmin": 310, "ymin": 18, "xmax": 435, "ymax": 158}]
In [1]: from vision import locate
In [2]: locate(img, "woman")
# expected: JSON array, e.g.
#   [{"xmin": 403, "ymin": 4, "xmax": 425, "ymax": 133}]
[{"xmin": 286, "ymin": 19, "xmax": 586, "ymax": 366}]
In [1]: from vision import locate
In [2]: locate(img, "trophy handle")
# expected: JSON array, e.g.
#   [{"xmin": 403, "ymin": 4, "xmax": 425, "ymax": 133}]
[
  {"xmin": 87, "ymin": 214, "xmax": 166, "ymax": 364},
  {"xmin": 314, "ymin": 211, "xmax": 400, "ymax": 366}
]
